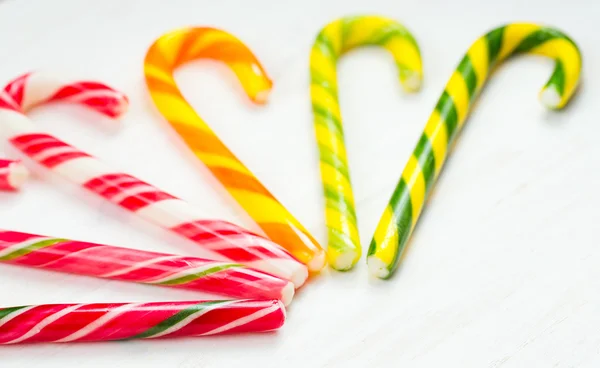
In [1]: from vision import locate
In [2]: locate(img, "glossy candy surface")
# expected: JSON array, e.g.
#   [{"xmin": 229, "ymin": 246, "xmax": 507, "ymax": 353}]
[
  {"xmin": 310, "ymin": 15, "xmax": 422, "ymax": 270},
  {"xmin": 0, "ymin": 229, "xmax": 295, "ymax": 305},
  {"xmin": 0, "ymin": 72, "xmax": 308, "ymax": 287},
  {"xmin": 0, "ymin": 299, "xmax": 286, "ymax": 344},
  {"xmin": 144, "ymin": 27, "xmax": 326, "ymax": 271},
  {"xmin": 368, "ymin": 23, "xmax": 582, "ymax": 278}
]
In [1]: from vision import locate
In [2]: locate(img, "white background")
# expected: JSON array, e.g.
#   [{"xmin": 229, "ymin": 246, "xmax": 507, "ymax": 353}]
[{"xmin": 1, "ymin": 0, "xmax": 599, "ymax": 366}]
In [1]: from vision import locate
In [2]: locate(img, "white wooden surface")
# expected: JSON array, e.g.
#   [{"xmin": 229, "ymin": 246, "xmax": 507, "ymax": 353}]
[{"xmin": 1, "ymin": 0, "xmax": 599, "ymax": 366}]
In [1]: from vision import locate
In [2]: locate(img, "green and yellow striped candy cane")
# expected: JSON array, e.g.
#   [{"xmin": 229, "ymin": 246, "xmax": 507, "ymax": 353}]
[
  {"xmin": 310, "ymin": 15, "xmax": 423, "ymax": 271},
  {"xmin": 368, "ymin": 23, "xmax": 582, "ymax": 278}
]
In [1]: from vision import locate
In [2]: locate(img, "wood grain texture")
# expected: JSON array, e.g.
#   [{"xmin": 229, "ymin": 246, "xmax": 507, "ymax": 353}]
[{"xmin": 0, "ymin": 0, "xmax": 598, "ymax": 366}]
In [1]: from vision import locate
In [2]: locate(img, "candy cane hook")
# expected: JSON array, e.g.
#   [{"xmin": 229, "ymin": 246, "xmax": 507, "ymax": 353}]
[
  {"xmin": 368, "ymin": 23, "xmax": 582, "ymax": 278},
  {"xmin": 144, "ymin": 27, "xmax": 326, "ymax": 271},
  {"xmin": 0, "ymin": 72, "xmax": 308, "ymax": 287},
  {"xmin": 310, "ymin": 15, "xmax": 423, "ymax": 270}
]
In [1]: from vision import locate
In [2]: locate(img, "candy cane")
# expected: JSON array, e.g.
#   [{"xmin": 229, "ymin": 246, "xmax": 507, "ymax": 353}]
[
  {"xmin": 310, "ymin": 15, "xmax": 423, "ymax": 270},
  {"xmin": 368, "ymin": 23, "xmax": 582, "ymax": 278},
  {"xmin": 0, "ymin": 72, "xmax": 308, "ymax": 287},
  {"xmin": 0, "ymin": 158, "xmax": 28, "ymax": 191},
  {"xmin": 144, "ymin": 27, "xmax": 326, "ymax": 272},
  {"xmin": 0, "ymin": 229, "xmax": 294, "ymax": 305},
  {"xmin": 0, "ymin": 299, "xmax": 285, "ymax": 344}
]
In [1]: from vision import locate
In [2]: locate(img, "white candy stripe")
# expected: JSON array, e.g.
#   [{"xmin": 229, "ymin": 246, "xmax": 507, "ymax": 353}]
[
  {"xmin": 31, "ymin": 145, "xmax": 81, "ymax": 162},
  {"xmin": 0, "ymin": 306, "xmax": 37, "ymax": 329},
  {"xmin": 100, "ymin": 255, "xmax": 184, "ymax": 278},
  {"xmin": 200, "ymin": 302, "xmax": 282, "ymax": 336},
  {"xmin": 5, "ymin": 304, "xmax": 84, "ymax": 344},
  {"xmin": 20, "ymin": 74, "xmax": 77, "ymax": 111},
  {"xmin": 55, "ymin": 303, "xmax": 141, "ymax": 343},
  {"xmin": 52, "ymin": 156, "xmax": 113, "ymax": 184},
  {"xmin": 109, "ymin": 182, "xmax": 165, "ymax": 204},
  {"xmin": 146, "ymin": 263, "xmax": 233, "ymax": 284},
  {"xmin": 0, "ymin": 236, "xmax": 51, "ymax": 258},
  {"xmin": 135, "ymin": 199, "xmax": 209, "ymax": 227},
  {"xmin": 145, "ymin": 301, "xmax": 237, "ymax": 339},
  {"xmin": 0, "ymin": 110, "xmax": 37, "ymax": 138}
]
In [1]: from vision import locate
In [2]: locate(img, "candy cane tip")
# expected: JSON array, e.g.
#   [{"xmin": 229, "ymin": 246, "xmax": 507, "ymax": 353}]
[
  {"xmin": 367, "ymin": 255, "xmax": 390, "ymax": 279},
  {"xmin": 401, "ymin": 72, "xmax": 422, "ymax": 93},
  {"xmin": 281, "ymin": 282, "xmax": 295, "ymax": 307},
  {"xmin": 277, "ymin": 299, "xmax": 287, "ymax": 320},
  {"xmin": 329, "ymin": 250, "xmax": 358, "ymax": 271},
  {"xmin": 7, "ymin": 162, "xmax": 29, "ymax": 190},
  {"xmin": 539, "ymin": 86, "xmax": 562, "ymax": 110},
  {"xmin": 290, "ymin": 266, "xmax": 309, "ymax": 289},
  {"xmin": 253, "ymin": 89, "xmax": 270, "ymax": 105},
  {"xmin": 306, "ymin": 250, "xmax": 327, "ymax": 272}
]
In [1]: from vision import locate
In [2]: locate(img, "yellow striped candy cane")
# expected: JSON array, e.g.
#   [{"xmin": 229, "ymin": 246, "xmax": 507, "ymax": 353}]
[
  {"xmin": 144, "ymin": 28, "xmax": 326, "ymax": 271},
  {"xmin": 310, "ymin": 15, "xmax": 423, "ymax": 270},
  {"xmin": 368, "ymin": 23, "xmax": 582, "ymax": 278}
]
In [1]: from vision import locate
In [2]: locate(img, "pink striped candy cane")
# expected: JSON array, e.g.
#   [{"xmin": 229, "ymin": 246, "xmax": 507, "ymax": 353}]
[
  {"xmin": 0, "ymin": 229, "xmax": 294, "ymax": 305},
  {"xmin": 0, "ymin": 158, "xmax": 28, "ymax": 191},
  {"xmin": 0, "ymin": 299, "xmax": 285, "ymax": 344},
  {"xmin": 0, "ymin": 72, "xmax": 308, "ymax": 287}
]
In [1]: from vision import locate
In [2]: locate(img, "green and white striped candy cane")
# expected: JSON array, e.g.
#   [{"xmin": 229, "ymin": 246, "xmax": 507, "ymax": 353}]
[{"xmin": 368, "ymin": 23, "xmax": 582, "ymax": 278}]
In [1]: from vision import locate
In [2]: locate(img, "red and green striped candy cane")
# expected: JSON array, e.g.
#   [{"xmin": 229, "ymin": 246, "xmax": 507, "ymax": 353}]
[
  {"xmin": 368, "ymin": 23, "xmax": 582, "ymax": 278},
  {"xmin": 0, "ymin": 299, "xmax": 285, "ymax": 344},
  {"xmin": 0, "ymin": 229, "xmax": 295, "ymax": 305}
]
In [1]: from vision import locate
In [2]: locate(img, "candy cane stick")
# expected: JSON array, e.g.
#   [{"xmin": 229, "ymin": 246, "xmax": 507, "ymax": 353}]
[
  {"xmin": 0, "ymin": 158, "xmax": 28, "ymax": 191},
  {"xmin": 310, "ymin": 15, "xmax": 423, "ymax": 271},
  {"xmin": 0, "ymin": 229, "xmax": 294, "ymax": 305},
  {"xmin": 0, "ymin": 72, "xmax": 308, "ymax": 287},
  {"xmin": 368, "ymin": 23, "xmax": 582, "ymax": 278},
  {"xmin": 144, "ymin": 28, "xmax": 326, "ymax": 272},
  {"xmin": 0, "ymin": 299, "xmax": 285, "ymax": 344}
]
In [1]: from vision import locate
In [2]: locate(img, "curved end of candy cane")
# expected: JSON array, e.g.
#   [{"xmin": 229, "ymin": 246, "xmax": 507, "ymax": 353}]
[
  {"xmin": 245, "ymin": 75, "xmax": 272, "ymax": 105},
  {"xmin": 400, "ymin": 70, "xmax": 422, "ymax": 93},
  {"xmin": 539, "ymin": 85, "xmax": 562, "ymax": 110},
  {"xmin": 144, "ymin": 27, "xmax": 273, "ymax": 106},
  {"xmin": 3, "ymin": 72, "xmax": 129, "ymax": 119},
  {"xmin": 367, "ymin": 255, "xmax": 391, "ymax": 279},
  {"xmin": 7, "ymin": 161, "xmax": 29, "ymax": 190},
  {"xmin": 280, "ymin": 282, "xmax": 295, "ymax": 307}
]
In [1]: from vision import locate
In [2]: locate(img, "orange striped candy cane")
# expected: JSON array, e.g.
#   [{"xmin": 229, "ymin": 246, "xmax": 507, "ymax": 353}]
[{"xmin": 144, "ymin": 27, "xmax": 326, "ymax": 271}]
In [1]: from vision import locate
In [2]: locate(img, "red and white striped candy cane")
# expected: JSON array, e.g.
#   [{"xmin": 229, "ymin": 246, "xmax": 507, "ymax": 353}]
[
  {"xmin": 0, "ymin": 72, "xmax": 308, "ymax": 287},
  {"xmin": 0, "ymin": 299, "xmax": 285, "ymax": 344},
  {"xmin": 0, "ymin": 229, "xmax": 294, "ymax": 305},
  {"xmin": 0, "ymin": 158, "xmax": 28, "ymax": 191}
]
